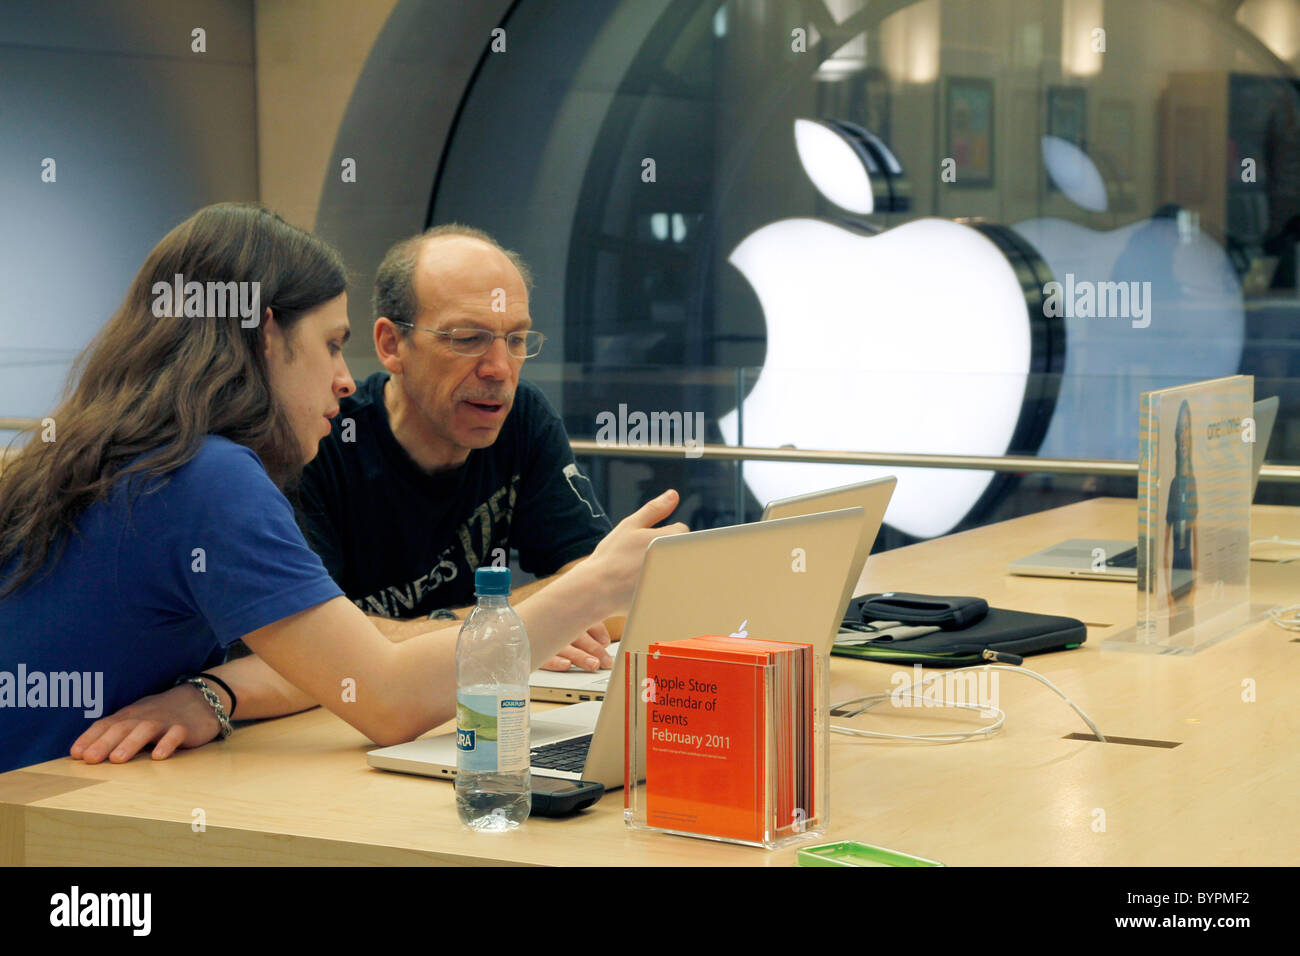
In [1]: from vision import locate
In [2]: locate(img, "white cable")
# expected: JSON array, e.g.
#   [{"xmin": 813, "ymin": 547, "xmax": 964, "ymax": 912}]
[
  {"xmin": 1248, "ymin": 539, "xmax": 1300, "ymax": 629},
  {"xmin": 830, "ymin": 663, "xmax": 1107, "ymax": 744},
  {"xmin": 832, "ymin": 693, "xmax": 1007, "ymax": 743},
  {"xmin": 1250, "ymin": 536, "xmax": 1300, "ymax": 564},
  {"xmin": 1268, "ymin": 603, "xmax": 1300, "ymax": 631}
]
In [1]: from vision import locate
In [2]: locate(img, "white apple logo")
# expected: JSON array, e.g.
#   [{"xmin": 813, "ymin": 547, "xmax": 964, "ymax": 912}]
[
  {"xmin": 1012, "ymin": 136, "xmax": 1244, "ymax": 463},
  {"xmin": 719, "ymin": 119, "xmax": 1038, "ymax": 539}
]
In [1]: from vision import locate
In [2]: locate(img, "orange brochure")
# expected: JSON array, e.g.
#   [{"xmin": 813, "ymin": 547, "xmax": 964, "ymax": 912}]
[
  {"xmin": 644, "ymin": 640, "xmax": 768, "ymax": 842},
  {"xmin": 643, "ymin": 635, "xmax": 814, "ymax": 843},
  {"xmin": 677, "ymin": 636, "xmax": 813, "ymax": 831}
]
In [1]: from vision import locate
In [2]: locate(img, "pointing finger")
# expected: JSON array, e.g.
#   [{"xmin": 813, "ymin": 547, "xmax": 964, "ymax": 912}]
[{"xmin": 621, "ymin": 489, "xmax": 680, "ymax": 529}]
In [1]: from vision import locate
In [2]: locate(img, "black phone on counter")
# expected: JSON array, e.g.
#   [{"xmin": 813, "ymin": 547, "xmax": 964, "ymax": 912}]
[{"xmin": 530, "ymin": 776, "xmax": 604, "ymax": 817}]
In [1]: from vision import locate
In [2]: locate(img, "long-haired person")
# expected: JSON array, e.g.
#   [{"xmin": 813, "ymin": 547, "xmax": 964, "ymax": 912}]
[{"xmin": 0, "ymin": 204, "xmax": 683, "ymax": 773}]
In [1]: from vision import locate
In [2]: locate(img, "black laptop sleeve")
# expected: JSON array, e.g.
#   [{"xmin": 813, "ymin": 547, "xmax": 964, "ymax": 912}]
[{"xmin": 837, "ymin": 594, "xmax": 1087, "ymax": 666}]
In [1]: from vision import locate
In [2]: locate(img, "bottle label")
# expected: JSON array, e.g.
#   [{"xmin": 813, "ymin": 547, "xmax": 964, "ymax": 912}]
[{"xmin": 456, "ymin": 691, "xmax": 529, "ymax": 773}]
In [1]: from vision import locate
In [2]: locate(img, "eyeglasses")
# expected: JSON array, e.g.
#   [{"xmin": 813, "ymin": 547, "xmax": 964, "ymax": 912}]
[{"xmin": 392, "ymin": 322, "xmax": 546, "ymax": 358}]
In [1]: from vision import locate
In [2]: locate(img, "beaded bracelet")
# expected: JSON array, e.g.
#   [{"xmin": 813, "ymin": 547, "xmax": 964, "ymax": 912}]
[
  {"xmin": 196, "ymin": 671, "xmax": 238, "ymax": 718},
  {"xmin": 176, "ymin": 676, "xmax": 234, "ymax": 739}
]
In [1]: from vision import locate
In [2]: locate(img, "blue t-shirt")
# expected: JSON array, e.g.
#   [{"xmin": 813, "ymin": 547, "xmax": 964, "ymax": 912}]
[
  {"xmin": 0, "ymin": 436, "xmax": 343, "ymax": 773},
  {"xmin": 1166, "ymin": 472, "xmax": 1198, "ymax": 570}
]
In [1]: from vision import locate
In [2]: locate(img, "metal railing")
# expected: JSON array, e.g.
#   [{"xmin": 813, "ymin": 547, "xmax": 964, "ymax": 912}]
[
  {"xmin": 4, "ymin": 418, "xmax": 1298, "ymax": 483},
  {"xmin": 571, "ymin": 440, "xmax": 1300, "ymax": 484}
]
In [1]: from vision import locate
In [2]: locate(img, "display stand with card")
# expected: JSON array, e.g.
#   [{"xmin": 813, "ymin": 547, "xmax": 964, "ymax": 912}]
[
  {"xmin": 1104, "ymin": 374, "xmax": 1273, "ymax": 655},
  {"xmin": 623, "ymin": 636, "xmax": 828, "ymax": 850}
]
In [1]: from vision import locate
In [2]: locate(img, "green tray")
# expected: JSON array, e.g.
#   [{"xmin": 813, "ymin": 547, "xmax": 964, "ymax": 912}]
[{"xmin": 797, "ymin": 841, "xmax": 944, "ymax": 867}]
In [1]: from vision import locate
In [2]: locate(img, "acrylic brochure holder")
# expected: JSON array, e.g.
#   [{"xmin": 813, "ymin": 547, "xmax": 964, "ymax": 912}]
[
  {"xmin": 1104, "ymin": 374, "xmax": 1271, "ymax": 655},
  {"xmin": 624, "ymin": 644, "xmax": 828, "ymax": 850}
]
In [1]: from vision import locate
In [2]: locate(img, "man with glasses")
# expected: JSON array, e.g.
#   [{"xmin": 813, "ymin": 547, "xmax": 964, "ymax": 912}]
[{"xmin": 293, "ymin": 225, "xmax": 618, "ymax": 671}]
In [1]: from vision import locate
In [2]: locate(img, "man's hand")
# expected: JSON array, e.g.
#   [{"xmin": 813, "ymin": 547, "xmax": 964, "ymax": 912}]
[
  {"xmin": 69, "ymin": 684, "xmax": 223, "ymax": 765},
  {"xmin": 539, "ymin": 620, "xmax": 615, "ymax": 672},
  {"xmin": 580, "ymin": 490, "xmax": 688, "ymax": 619}
]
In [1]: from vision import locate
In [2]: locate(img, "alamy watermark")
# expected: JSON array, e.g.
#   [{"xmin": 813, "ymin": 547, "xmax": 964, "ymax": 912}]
[
  {"xmin": 1042, "ymin": 273, "xmax": 1151, "ymax": 329},
  {"xmin": 151, "ymin": 273, "xmax": 260, "ymax": 327},
  {"xmin": 595, "ymin": 404, "xmax": 705, "ymax": 459},
  {"xmin": 890, "ymin": 664, "xmax": 999, "ymax": 718},
  {"xmin": 0, "ymin": 664, "xmax": 103, "ymax": 717},
  {"xmin": 49, "ymin": 886, "xmax": 150, "ymax": 935}
]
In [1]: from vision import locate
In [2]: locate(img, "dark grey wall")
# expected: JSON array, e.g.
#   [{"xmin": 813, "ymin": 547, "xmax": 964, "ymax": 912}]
[
  {"xmin": 313, "ymin": 0, "xmax": 514, "ymax": 380},
  {"xmin": 0, "ymin": 0, "xmax": 257, "ymax": 427}
]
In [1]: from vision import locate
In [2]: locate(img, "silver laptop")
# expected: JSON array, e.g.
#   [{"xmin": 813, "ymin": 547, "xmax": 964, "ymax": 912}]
[
  {"xmin": 762, "ymin": 476, "xmax": 897, "ymax": 627},
  {"xmin": 527, "ymin": 477, "xmax": 897, "ymax": 702},
  {"xmin": 366, "ymin": 506, "xmax": 866, "ymax": 788},
  {"xmin": 1007, "ymin": 397, "xmax": 1278, "ymax": 581}
]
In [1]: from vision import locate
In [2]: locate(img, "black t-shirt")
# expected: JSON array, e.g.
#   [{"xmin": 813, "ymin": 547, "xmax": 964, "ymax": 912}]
[{"xmin": 294, "ymin": 372, "xmax": 611, "ymax": 618}]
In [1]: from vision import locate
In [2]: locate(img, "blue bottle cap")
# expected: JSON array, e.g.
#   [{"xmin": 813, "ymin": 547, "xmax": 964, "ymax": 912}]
[{"xmin": 475, "ymin": 566, "xmax": 511, "ymax": 595}]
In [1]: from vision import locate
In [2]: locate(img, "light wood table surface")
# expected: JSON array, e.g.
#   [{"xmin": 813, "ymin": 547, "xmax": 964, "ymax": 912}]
[{"xmin": 3, "ymin": 498, "xmax": 1298, "ymax": 866}]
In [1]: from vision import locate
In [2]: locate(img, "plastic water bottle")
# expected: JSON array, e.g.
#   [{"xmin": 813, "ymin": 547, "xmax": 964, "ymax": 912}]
[{"xmin": 455, "ymin": 566, "xmax": 531, "ymax": 830}]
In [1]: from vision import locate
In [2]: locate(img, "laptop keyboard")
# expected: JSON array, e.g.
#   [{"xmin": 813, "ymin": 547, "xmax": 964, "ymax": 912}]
[
  {"xmin": 1105, "ymin": 547, "xmax": 1138, "ymax": 568},
  {"xmin": 530, "ymin": 734, "xmax": 593, "ymax": 773}
]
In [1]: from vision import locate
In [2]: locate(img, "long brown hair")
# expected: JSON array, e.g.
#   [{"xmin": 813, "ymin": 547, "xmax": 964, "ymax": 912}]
[{"xmin": 0, "ymin": 203, "xmax": 346, "ymax": 598}]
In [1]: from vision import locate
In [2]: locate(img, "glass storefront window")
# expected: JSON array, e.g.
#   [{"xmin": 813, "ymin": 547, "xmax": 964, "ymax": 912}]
[{"xmin": 429, "ymin": 0, "xmax": 1300, "ymax": 534}]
